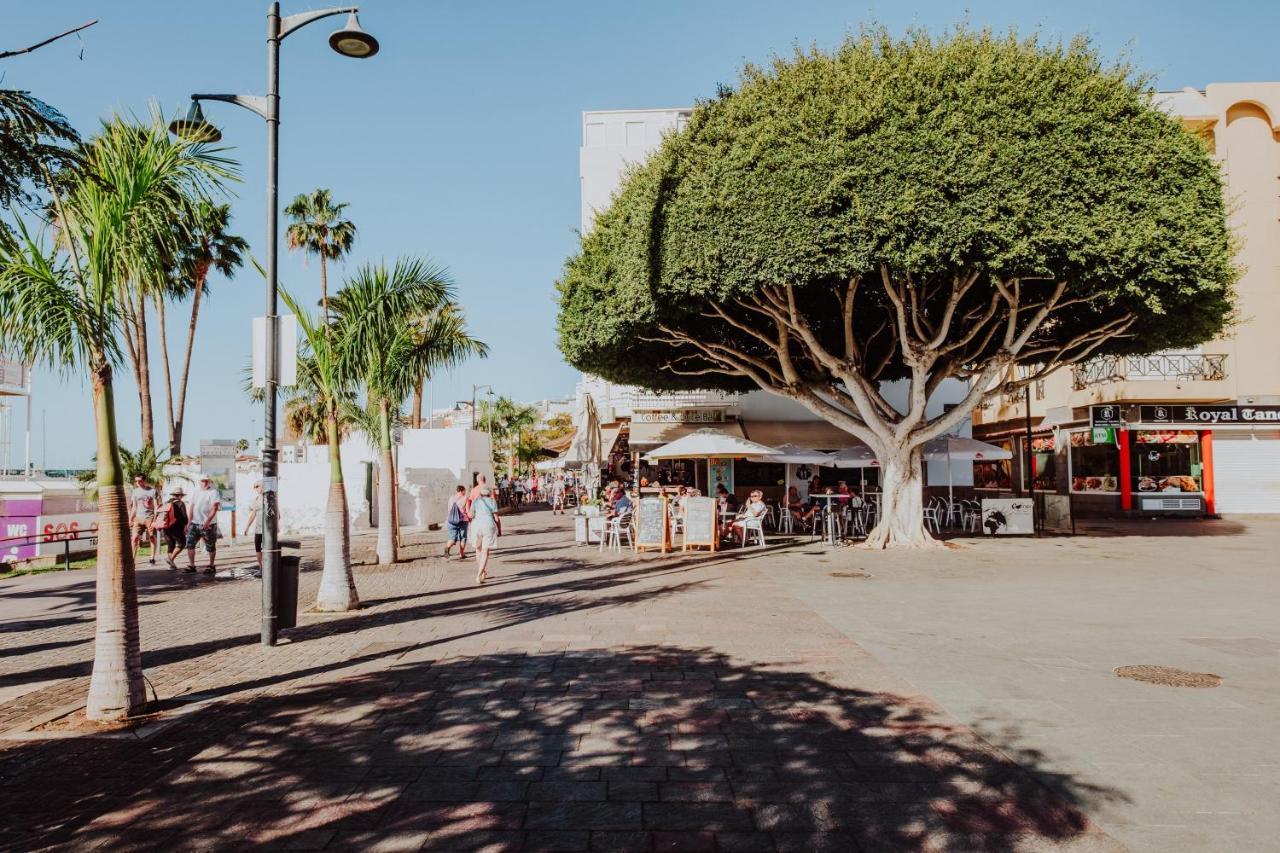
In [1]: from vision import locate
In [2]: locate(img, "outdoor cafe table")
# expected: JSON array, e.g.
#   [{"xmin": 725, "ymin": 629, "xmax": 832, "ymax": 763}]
[{"xmin": 811, "ymin": 493, "xmax": 844, "ymax": 545}]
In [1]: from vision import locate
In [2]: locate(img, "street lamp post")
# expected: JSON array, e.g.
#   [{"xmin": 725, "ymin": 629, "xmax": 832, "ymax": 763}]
[{"xmin": 171, "ymin": 3, "xmax": 378, "ymax": 647}]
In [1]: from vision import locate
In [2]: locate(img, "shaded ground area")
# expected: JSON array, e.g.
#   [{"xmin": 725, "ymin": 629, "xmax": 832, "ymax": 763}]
[
  {"xmin": 0, "ymin": 511, "xmax": 1121, "ymax": 851},
  {"xmin": 762, "ymin": 515, "xmax": 1280, "ymax": 853}
]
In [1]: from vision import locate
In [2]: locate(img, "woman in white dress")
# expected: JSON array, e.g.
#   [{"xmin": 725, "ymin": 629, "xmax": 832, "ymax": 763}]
[{"xmin": 468, "ymin": 484, "xmax": 502, "ymax": 584}]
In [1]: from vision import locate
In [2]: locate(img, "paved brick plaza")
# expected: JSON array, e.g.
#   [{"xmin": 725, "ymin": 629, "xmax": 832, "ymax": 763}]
[{"xmin": 0, "ymin": 512, "xmax": 1123, "ymax": 851}]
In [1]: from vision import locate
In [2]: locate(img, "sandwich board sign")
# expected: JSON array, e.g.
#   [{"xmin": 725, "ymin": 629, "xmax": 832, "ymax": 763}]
[
  {"xmin": 681, "ymin": 496, "xmax": 717, "ymax": 552},
  {"xmin": 634, "ymin": 496, "xmax": 669, "ymax": 553}
]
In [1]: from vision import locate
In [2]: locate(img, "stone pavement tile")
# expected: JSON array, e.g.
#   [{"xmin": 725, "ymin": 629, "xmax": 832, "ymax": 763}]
[
  {"xmin": 526, "ymin": 801, "xmax": 643, "ymax": 831},
  {"xmin": 650, "ymin": 830, "xmax": 716, "ymax": 851},
  {"xmin": 587, "ymin": 830, "xmax": 650, "ymax": 852},
  {"xmin": 329, "ymin": 828, "xmax": 433, "ymax": 851},
  {"xmin": 642, "ymin": 802, "xmax": 755, "ymax": 832},
  {"xmin": 527, "ymin": 779, "xmax": 608, "ymax": 801},
  {"xmin": 523, "ymin": 830, "xmax": 591, "ymax": 851}
]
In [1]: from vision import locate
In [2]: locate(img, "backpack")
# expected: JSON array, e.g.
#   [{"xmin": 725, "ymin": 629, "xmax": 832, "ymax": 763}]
[
  {"xmin": 447, "ymin": 498, "xmax": 466, "ymax": 526},
  {"xmin": 151, "ymin": 502, "xmax": 172, "ymax": 530}
]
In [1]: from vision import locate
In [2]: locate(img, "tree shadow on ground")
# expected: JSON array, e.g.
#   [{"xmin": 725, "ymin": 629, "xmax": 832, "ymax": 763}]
[{"xmin": 0, "ymin": 645, "xmax": 1126, "ymax": 852}]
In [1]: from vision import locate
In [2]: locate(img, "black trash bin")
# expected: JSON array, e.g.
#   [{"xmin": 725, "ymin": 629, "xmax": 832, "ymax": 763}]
[{"xmin": 277, "ymin": 554, "xmax": 300, "ymax": 630}]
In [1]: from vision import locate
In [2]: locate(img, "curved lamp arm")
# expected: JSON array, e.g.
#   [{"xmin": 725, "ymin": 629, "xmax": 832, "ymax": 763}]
[
  {"xmin": 280, "ymin": 6, "xmax": 358, "ymax": 40},
  {"xmin": 192, "ymin": 93, "xmax": 270, "ymax": 121}
]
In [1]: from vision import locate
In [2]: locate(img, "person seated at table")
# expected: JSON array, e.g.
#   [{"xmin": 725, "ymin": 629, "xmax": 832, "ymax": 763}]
[
  {"xmin": 609, "ymin": 488, "xmax": 634, "ymax": 520},
  {"xmin": 807, "ymin": 475, "xmax": 822, "ymax": 499},
  {"xmin": 836, "ymin": 481, "xmax": 852, "ymax": 505},
  {"xmin": 726, "ymin": 489, "xmax": 768, "ymax": 544},
  {"xmin": 715, "ymin": 484, "xmax": 738, "ymax": 514},
  {"xmin": 785, "ymin": 485, "xmax": 805, "ymax": 521}
]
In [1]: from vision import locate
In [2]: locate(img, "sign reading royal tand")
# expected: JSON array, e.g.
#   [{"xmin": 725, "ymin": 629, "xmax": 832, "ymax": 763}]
[{"xmin": 1091, "ymin": 404, "xmax": 1280, "ymax": 428}]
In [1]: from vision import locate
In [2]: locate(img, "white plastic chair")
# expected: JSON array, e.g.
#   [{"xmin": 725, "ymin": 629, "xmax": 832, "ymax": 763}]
[
  {"xmin": 922, "ymin": 503, "xmax": 942, "ymax": 534},
  {"xmin": 740, "ymin": 515, "xmax": 767, "ymax": 548},
  {"xmin": 600, "ymin": 511, "xmax": 633, "ymax": 552},
  {"xmin": 777, "ymin": 506, "xmax": 794, "ymax": 534}
]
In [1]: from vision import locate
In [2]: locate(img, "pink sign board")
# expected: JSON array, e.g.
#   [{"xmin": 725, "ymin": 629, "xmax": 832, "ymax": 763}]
[{"xmin": 2, "ymin": 516, "xmax": 39, "ymax": 561}]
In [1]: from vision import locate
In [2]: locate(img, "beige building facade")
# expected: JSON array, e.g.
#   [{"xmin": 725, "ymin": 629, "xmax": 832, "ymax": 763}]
[{"xmin": 973, "ymin": 83, "xmax": 1280, "ymax": 516}]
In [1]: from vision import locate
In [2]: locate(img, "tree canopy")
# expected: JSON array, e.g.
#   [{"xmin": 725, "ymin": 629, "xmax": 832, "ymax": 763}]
[{"xmin": 558, "ymin": 28, "xmax": 1235, "ymax": 406}]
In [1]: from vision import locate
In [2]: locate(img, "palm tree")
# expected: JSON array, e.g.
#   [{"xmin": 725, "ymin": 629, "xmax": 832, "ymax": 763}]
[
  {"xmin": 479, "ymin": 396, "xmax": 539, "ymax": 476},
  {"xmin": 77, "ymin": 445, "xmax": 175, "ymax": 501},
  {"xmin": 0, "ymin": 113, "xmax": 235, "ymax": 720},
  {"xmin": 0, "ymin": 89, "xmax": 79, "ymax": 211},
  {"xmin": 160, "ymin": 203, "xmax": 247, "ymax": 456},
  {"xmin": 281, "ymin": 286, "xmax": 360, "ymax": 611},
  {"xmin": 284, "ymin": 188, "xmax": 355, "ymax": 321},
  {"xmin": 408, "ymin": 304, "xmax": 489, "ymax": 428},
  {"xmin": 331, "ymin": 258, "xmax": 453, "ymax": 565}
]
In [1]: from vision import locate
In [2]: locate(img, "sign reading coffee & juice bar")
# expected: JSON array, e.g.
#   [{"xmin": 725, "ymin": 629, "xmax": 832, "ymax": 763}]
[{"xmin": 1091, "ymin": 404, "xmax": 1280, "ymax": 428}]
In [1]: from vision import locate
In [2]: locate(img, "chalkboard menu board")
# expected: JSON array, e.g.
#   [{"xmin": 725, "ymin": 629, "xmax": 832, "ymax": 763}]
[
  {"xmin": 682, "ymin": 496, "xmax": 717, "ymax": 551},
  {"xmin": 635, "ymin": 496, "xmax": 668, "ymax": 552}
]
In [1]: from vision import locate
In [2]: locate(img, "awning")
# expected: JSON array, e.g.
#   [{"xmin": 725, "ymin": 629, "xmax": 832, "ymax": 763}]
[
  {"xmin": 627, "ymin": 419, "xmax": 746, "ymax": 450},
  {"xmin": 542, "ymin": 430, "xmax": 575, "ymax": 455},
  {"xmin": 740, "ymin": 420, "xmax": 862, "ymax": 451}
]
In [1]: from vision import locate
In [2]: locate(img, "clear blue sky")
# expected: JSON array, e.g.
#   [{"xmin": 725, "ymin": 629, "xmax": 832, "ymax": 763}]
[{"xmin": 5, "ymin": 0, "xmax": 1277, "ymax": 468}]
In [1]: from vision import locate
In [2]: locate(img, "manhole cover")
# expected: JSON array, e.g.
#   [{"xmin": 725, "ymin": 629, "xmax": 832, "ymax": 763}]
[
  {"xmin": 1113, "ymin": 665, "xmax": 1221, "ymax": 688},
  {"xmin": 829, "ymin": 570, "xmax": 872, "ymax": 579}
]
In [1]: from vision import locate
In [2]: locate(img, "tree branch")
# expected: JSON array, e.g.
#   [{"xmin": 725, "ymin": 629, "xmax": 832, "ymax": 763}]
[{"xmin": 0, "ymin": 20, "xmax": 98, "ymax": 60}]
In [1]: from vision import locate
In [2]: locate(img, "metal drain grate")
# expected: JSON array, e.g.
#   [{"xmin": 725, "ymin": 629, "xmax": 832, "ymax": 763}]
[
  {"xmin": 1114, "ymin": 665, "xmax": 1222, "ymax": 688},
  {"xmin": 829, "ymin": 570, "xmax": 872, "ymax": 579}
]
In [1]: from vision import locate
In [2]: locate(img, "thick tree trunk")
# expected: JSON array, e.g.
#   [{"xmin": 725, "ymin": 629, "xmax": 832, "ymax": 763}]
[
  {"xmin": 411, "ymin": 375, "xmax": 425, "ymax": 429},
  {"xmin": 86, "ymin": 367, "xmax": 147, "ymax": 721},
  {"xmin": 376, "ymin": 401, "xmax": 397, "ymax": 565},
  {"xmin": 862, "ymin": 444, "xmax": 939, "ymax": 549},
  {"xmin": 315, "ymin": 415, "xmax": 358, "ymax": 611},
  {"xmin": 154, "ymin": 293, "xmax": 177, "ymax": 456},
  {"xmin": 135, "ymin": 295, "xmax": 155, "ymax": 451},
  {"xmin": 173, "ymin": 267, "xmax": 208, "ymax": 457}
]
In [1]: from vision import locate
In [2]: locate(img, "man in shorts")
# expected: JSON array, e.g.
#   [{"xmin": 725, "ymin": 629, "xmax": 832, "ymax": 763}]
[
  {"xmin": 128, "ymin": 474, "xmax": 159, "ymax": 565},
  {"xmin": 185, "ymin": 475, "xmax": 221, "ymax": 575},
  {"xmin": 240, "ymin": 481, "xmax": 265, "ymax": 571}
]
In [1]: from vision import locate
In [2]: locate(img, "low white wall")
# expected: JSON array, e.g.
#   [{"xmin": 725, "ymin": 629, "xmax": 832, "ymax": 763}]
[{"xmin": 261, "ymin": 428, "xmax": 493, "ymax": 536}]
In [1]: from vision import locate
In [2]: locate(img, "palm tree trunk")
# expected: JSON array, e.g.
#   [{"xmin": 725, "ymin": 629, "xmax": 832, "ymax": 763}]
[
  {"xmin": 86, "ymin": 364, "xmax": 146, "ymax": 721},
  {"xmin": 376, "ymin": 399, "xmax": 396, "ymax": 565},
  {"xmin": 320, "ymin": 253, "xmax": 329, "ymax": 324},
  {"xmin": 153, "ymin": 292, "xmax": 178, "ymax": 456},
  {"xmin": 315, "ymin": 412, "xmax": 358, "ymax": 611},
  {"xmin": 411, "ymin": 374, "xmax": 425, "ymax": 429},
  {"xmin": 173, "ymin": 266, "xmax": 208, "ymax": 456},
  {"xmin": 134, "ymin": 291, "xmax": 155, "ymax": 451}
]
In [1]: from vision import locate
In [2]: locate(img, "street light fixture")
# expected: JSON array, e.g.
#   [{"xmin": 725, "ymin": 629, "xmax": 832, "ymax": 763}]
[{"xmin": 172, "ymin": 2, "xmax": 378, "ymax": 648}]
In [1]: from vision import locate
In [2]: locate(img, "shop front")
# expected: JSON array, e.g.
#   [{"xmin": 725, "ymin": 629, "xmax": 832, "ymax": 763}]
[{"xmin": 1082, "ymin": 402, "xmax": 1280, "ymax": 516}]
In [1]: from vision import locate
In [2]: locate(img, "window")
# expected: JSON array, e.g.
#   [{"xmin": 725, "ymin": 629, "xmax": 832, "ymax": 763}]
[
  {"xmin": 1022, "ymin": 436, "xmax": 1057, "ymax": 491},
  {"xmin": 974, "ymin": 440, "xmax": 1013, "ymax": 489},
  {"xmin": 1069, "ymin": 430, "xmax": 1119, "ymax": 493},
  {"xmin": 1134, "ymin": 430, "xmax": 1202, "ymax": 493}
]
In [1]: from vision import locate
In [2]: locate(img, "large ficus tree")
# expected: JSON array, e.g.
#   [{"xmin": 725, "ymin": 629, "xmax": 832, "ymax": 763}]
[{"xmin": 557, "ymin": 28, "xmax": 1236, "ymax": 548}]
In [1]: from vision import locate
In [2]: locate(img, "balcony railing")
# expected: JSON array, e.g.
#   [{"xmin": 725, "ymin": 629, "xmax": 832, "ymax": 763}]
[
  {"xmin": 620, "ymin": 390, "xmax": 743, "ymax": 411},
  {"xmin": 1072, "ymin": 353, "xmax": 1227, "ymax": 390}
]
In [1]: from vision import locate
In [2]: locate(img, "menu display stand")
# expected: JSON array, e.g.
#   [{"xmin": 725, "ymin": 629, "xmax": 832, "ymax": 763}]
[
  {"xmin": 634, "ymin": 496, "xmax": 671, "ymax": 553},
  {"xmin": 682, "ymin": 496, "xmax": 718, "ymax": 552}
]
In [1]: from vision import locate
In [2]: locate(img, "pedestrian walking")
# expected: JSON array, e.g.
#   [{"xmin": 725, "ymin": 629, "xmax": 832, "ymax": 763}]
[
  {"xmin": 129, "ymin": 473, "xmax": 159, "ymax": 565},
  {"xmin": 468, "ymin": 484, "xmax": 501, "ymax": 584},
  {"xmin": 241, "ymin": 481, "xmax": 265, "ymax": 572},
  {"xmin": 550, "ymin": 474, "xmax": 566, "ymax": 515},
  {"xmin": 444, "ymin": 484, "xmax": 469, "ymax": 560},
  {"xmin": 155, "ymin": 487, "xmax": 189, "ymax": 569},
  {"xmin": 185, "ymin": 474, "xmax": 221, "ymax": 575}
]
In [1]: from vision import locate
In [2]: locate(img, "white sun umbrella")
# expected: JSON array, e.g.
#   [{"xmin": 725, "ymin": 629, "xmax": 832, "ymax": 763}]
[
  {"xmin": 646, "ymin": 428, "xmax": 779, "ymax": 492},
  {"xmin": 768, "ymin": 444, "xmax": 836, "ymax": 500},
  {"xmin": 831, "ymin": 443, "xmax": 880, "ymax": 493},
  {"xmin": 922, "ymin": 435, "xmax": 1013, "ymax": 503}
]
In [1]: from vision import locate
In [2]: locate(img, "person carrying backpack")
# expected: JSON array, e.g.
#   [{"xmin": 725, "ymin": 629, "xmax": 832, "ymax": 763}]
[
  {"xmin": 444, "ymin": 485, "xmax": 469, "ymax": 560},
  {"xmin": 155, "ymin": 488, "xmax": 190, "ymax": 570}
]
